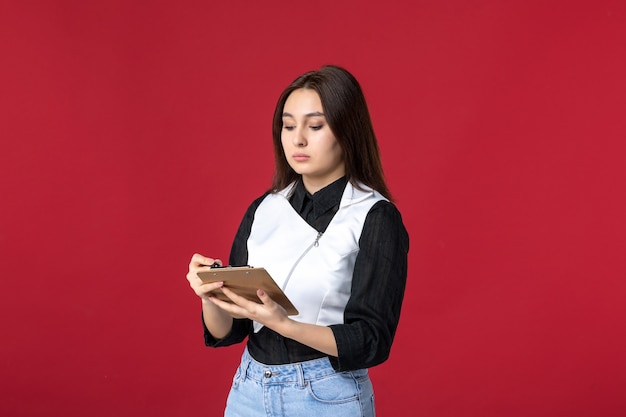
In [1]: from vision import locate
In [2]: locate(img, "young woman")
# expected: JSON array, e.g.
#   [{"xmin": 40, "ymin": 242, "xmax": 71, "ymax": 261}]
[{"xmin": 186, "ymin": 65, "xmax": 409, "ymax": 417}]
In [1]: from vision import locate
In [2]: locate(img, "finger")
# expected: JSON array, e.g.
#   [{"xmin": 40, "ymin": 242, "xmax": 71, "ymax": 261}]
[
  {"xmin": 256, "ymin": 289, "xmax": 275, "ymax": 305},
  {"xmin": 190, "ymin": 253, "xmax": 210, "ymax": 266},
  {"xmin": 186, "ymin": 266, "xmax": 221, "ymax": 284},
  {"xmin": 222, "ymin": 287, "xmax": 269, "ymax": 315},
  {"xmin": 208, "ymin": 292, "xmax": 248, "ymax": 316},
  {"xmin": 220, "ymin": 286, "xmax": 252, "ymax": 305},
  {"xmin": 257, "ymin": 289, "xmax": 285, "ymax": 314},
  {"xmin": 186, "ymin": 270, "xmax": 206, "ymax": 285},
  {"xmin": 190, "ymin": 253, "xmax": 221, "ymax": 268},
  {"xmin": 199, "ymin": 281, "xmax": 224, "ymax": 292},
  {"xmin": 188, "ymin": 281, "xmax": 224, "ymax": 300}
]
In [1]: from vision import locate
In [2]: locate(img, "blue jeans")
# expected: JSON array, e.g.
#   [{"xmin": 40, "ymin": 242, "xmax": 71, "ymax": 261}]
[{"xmin": 224, "ymin": 348, "xmax": 375, "ymax": 417}]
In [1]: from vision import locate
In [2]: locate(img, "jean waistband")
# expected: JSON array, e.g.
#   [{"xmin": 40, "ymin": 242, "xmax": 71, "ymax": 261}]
[{"xmin": 239, "ymin": 348, "xmax": 367, "ymax": 384}]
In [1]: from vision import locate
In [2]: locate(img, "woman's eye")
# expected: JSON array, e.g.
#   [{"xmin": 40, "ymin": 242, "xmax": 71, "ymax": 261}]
[
  {"xmin": 310, "ymin": 125, "xmax": 323, "ymax": 131},
  {"xmin": 283, "ymin": 126, "xmax": 295, "ymax": 131}
]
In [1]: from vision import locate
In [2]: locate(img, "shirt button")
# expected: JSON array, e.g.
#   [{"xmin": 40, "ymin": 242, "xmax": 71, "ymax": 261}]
[{"xmin": 264, "ymin": 370, "xmax": 272, "ymax": 378}]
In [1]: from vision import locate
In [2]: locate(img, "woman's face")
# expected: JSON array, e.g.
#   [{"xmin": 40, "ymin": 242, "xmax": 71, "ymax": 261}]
[{"xmin": 281, "ymin": 88, "xmax": 345, "ymax": 194}]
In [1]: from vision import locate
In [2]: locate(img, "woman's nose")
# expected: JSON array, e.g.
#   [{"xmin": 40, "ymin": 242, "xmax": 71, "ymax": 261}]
[{"xmin": 293, "ymin": 127, "xmax": 307, "ymax": 147}]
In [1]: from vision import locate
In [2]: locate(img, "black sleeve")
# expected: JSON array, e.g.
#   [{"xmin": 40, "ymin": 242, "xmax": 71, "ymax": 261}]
[
  {"xmin": 329, "ymin": 200, "xmax": 409, "ymax": 370},
  {"xmin": 203, "ymin": 193, "xmax": 268, "ymax": 347}
]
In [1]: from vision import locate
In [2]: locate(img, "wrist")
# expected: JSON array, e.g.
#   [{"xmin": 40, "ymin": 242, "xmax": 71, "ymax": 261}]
[{"xmin": 275, "ymin": 317, "xmax": 296, "ymax": 339}]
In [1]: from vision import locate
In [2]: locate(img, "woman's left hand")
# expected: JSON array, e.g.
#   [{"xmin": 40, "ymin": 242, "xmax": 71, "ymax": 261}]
[{"xmin": 208, "ymin": 286, "xmax": 290, "ymax": 333}]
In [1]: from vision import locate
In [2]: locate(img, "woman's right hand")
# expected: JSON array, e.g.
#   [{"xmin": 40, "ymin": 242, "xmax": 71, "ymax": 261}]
[
  {"xmin": 187, "ymin": 253, "xmax": 235, "ymax": 339},
  {"xmin": 186, "ymin": 253, "xmax": 224, "ymax": 302}
]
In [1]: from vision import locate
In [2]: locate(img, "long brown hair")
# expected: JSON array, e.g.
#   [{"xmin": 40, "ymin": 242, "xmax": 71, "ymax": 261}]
[{"xmin": 270, "ymin": 65, "xmax": 392, "ymax": 201}]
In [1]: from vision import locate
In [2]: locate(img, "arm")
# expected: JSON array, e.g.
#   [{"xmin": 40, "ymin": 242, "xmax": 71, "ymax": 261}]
[
  {"xmin": 329, "ymin": 201, "xmax": 409, "ymax": 370},
  {"xmin": 199, "ymin": 194, "xmax": 267, "ymax": 347},
  {"xmin": 186, "ymin": 254, "xmax": 234, "ymax": 339},
  {"xmin": 215, "ymin": 287, "xmax": 339, "ymax": 357}
]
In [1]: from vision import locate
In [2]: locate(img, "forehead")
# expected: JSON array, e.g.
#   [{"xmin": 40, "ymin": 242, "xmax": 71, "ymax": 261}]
[{"xmin": 283, "ymin": 88, "xmax": 323, "ymax": 115}]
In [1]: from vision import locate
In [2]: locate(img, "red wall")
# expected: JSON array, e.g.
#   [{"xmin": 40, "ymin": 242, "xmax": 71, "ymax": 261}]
[{"xmin": 1, "ymin": 1, "xmax": 625, "ymax": 416}]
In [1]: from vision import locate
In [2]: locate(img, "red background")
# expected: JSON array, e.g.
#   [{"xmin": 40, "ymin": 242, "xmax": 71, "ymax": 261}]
[{"xmin": 1, "ymin": 1, "xmax": 625, "ymax": 416}]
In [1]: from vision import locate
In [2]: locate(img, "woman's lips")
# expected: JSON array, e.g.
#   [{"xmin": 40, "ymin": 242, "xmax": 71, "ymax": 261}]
[{"xmin": 292, "ymin": 153, "xmax": 310, "ymax": 162}]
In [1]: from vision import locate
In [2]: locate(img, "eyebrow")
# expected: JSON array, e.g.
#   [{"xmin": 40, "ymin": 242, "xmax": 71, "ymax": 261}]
[{"xmin": 282, "ymin": 111, "xmax": 325, "ymax": 118}]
